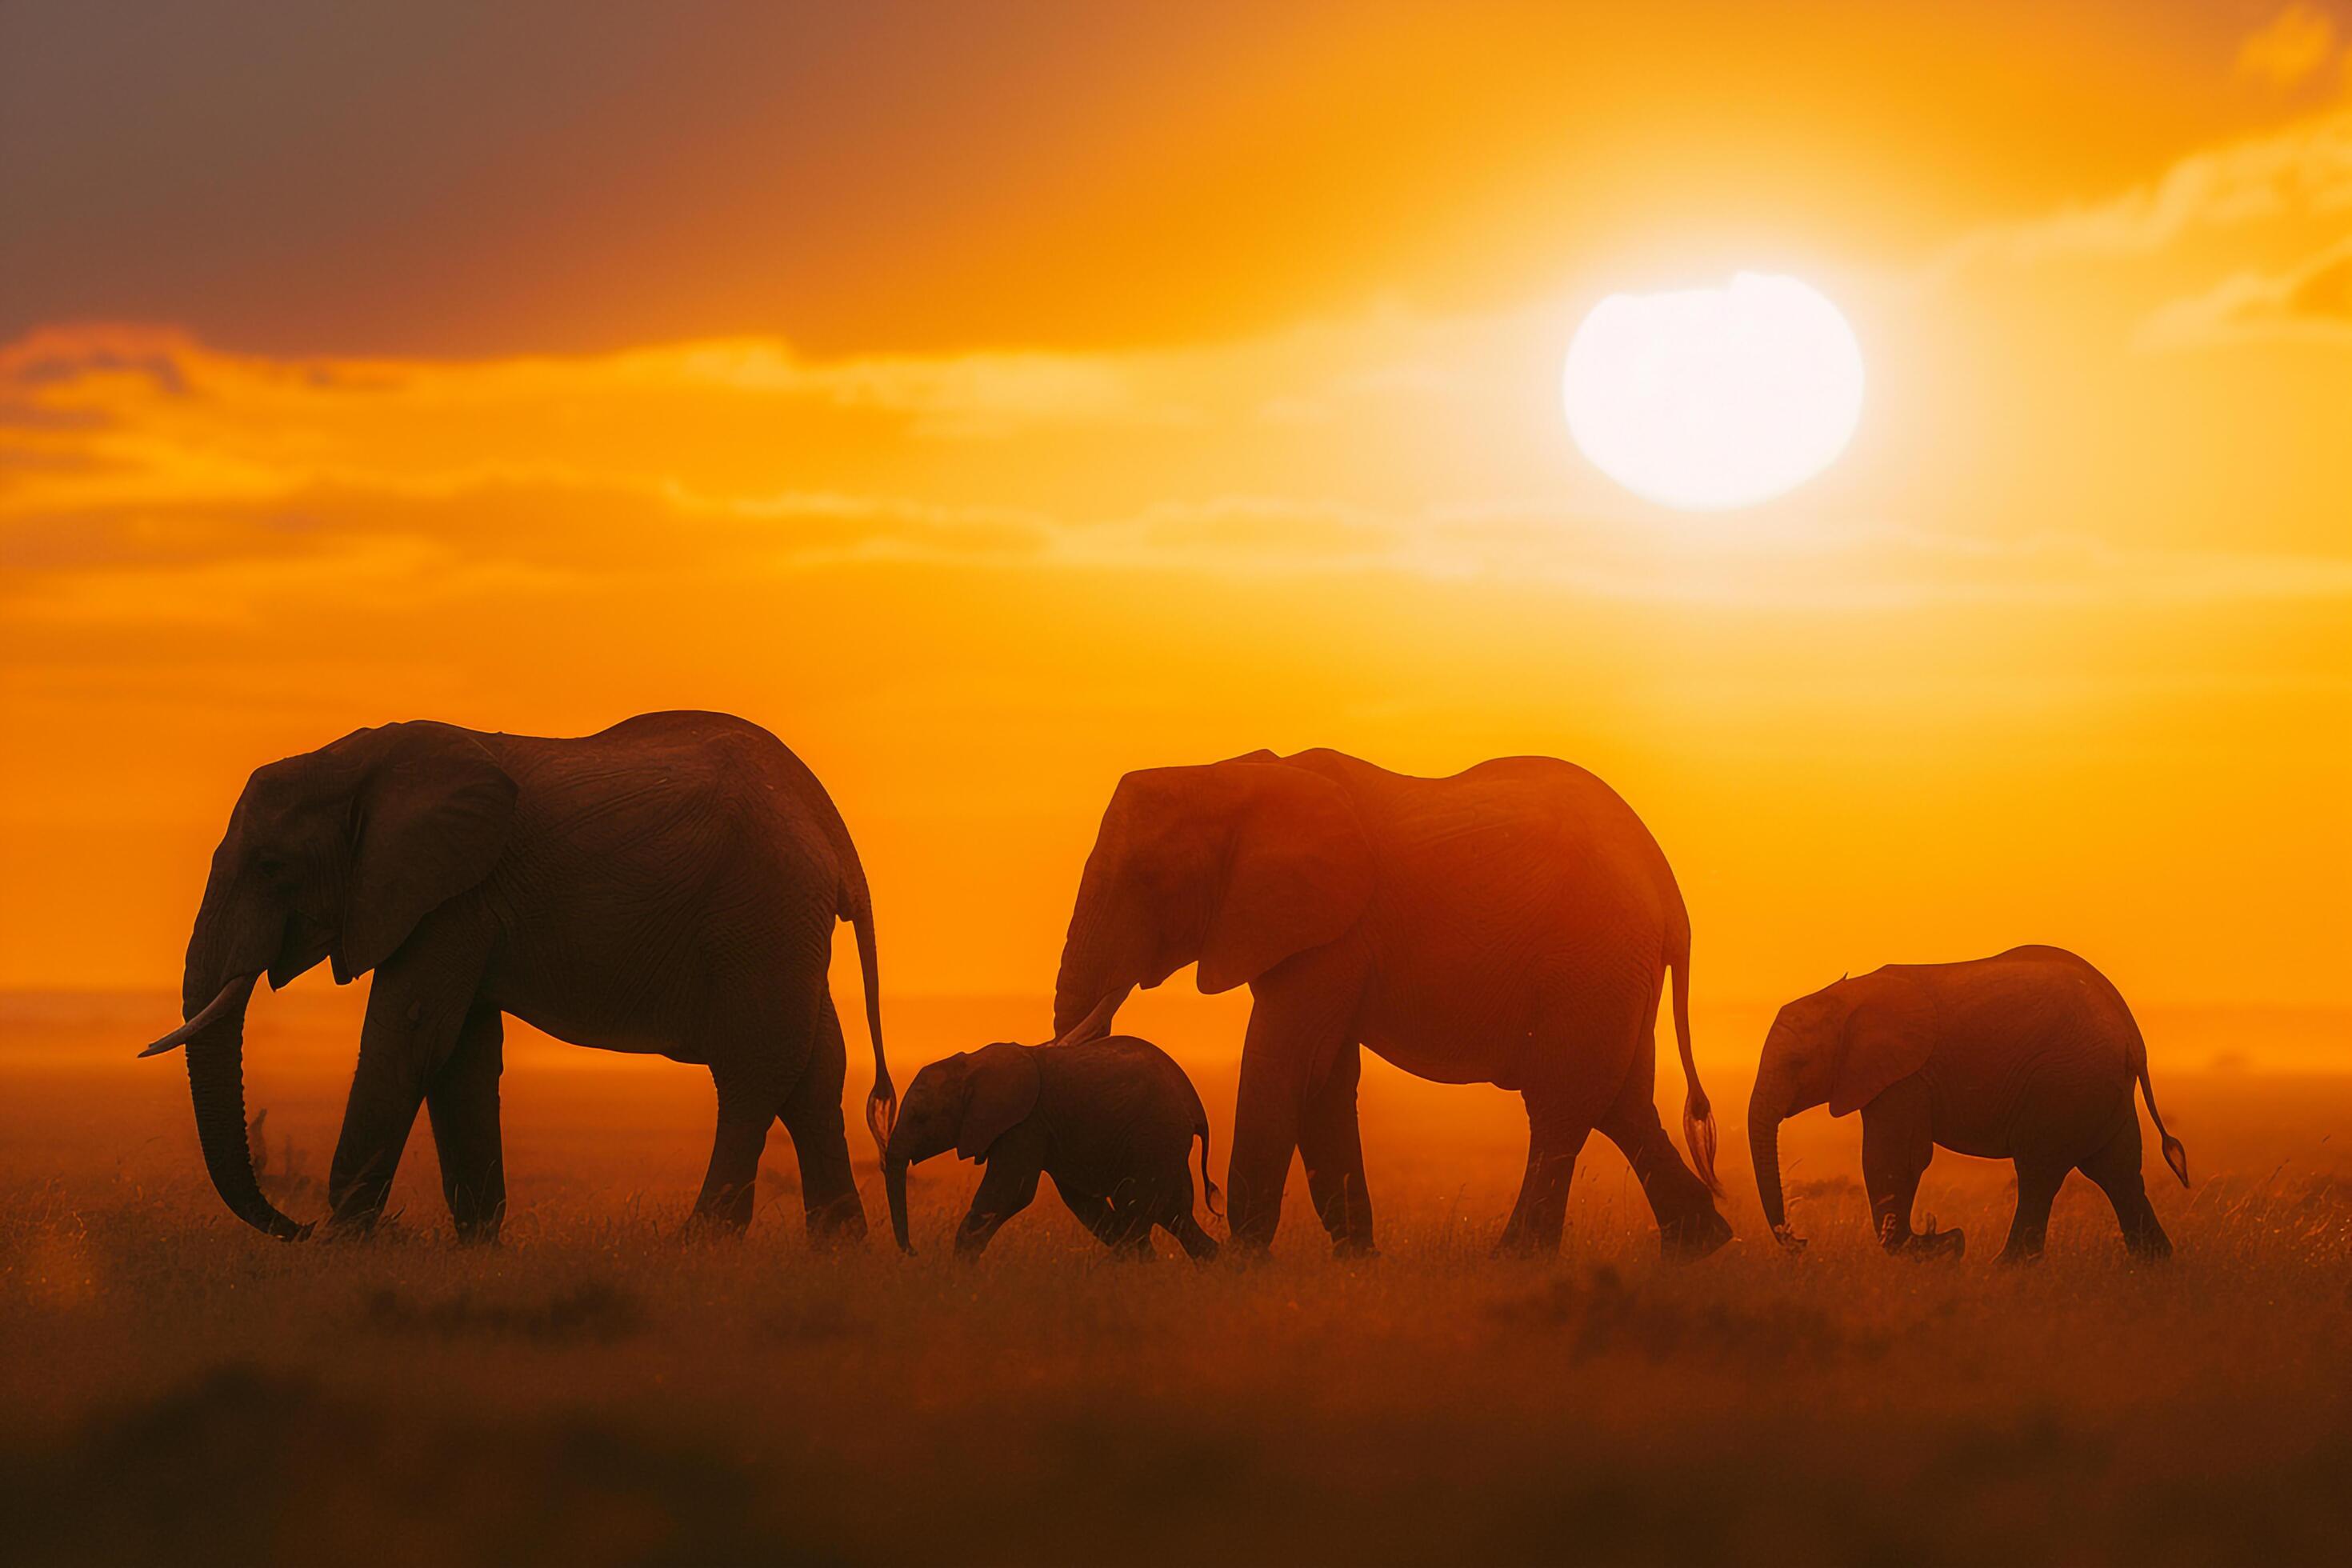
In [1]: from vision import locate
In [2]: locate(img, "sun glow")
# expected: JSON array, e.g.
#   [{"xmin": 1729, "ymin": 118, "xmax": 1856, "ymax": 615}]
[{"xmin": 1562, "ymin": 271, "xmax": 1864, "ymax": 511}]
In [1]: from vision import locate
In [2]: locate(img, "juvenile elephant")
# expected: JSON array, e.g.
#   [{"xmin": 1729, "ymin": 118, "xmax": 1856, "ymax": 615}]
[
  {"xmin": 1750, "ymin": 946, "xmax": 2190, "ymax": 1262},
  {"xmin": 1047, "ymin": 749, "xmax": 1730, "ymax": 1259},
  {"xmin": 137, "ymin": 711, "xmax": 895, "ymax": 1242},
  {"xmin": 882, "ymin": 1037, "xmax": 1220, "ymax": 1261}
]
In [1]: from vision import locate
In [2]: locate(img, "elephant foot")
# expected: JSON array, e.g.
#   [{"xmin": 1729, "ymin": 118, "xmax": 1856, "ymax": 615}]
[
  {"xmin": 1901, "ymin": 1226, "xmax": 1966, "ymax": 1262},
  {"xmin": 1329, "ymin": 1236, "xmax": 1380, "ymax": 1262},
  {"xmin": 802, "ymin": 1197, "xmax": 870, "ymax": 1251},
  {"xmin": 1659, "ymin": 1207, "xmax": 1734, "ymax": 1263}
]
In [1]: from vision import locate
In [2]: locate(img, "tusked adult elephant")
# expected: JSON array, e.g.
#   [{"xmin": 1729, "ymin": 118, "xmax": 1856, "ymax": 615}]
[
  {"xmin": 1046, "ymin": 749, "xmax": 1731, "ymax": 1259},
  {"xmin": 137, "ymin": 711, "xmax": 894, "ymax": 1243}
]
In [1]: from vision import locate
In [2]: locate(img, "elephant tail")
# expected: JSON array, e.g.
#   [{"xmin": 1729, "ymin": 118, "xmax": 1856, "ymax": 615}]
[
  {"xmin": 853, "ymin": 902, "xmax": 895, "ymax": 1158},
  {"xmin": 2138, "ymin": 1059, "xmax": 2190, "ymax": 1188},
  {"xmin": 1670, "ymin": 934, "xmax": 1722, "ymax": 1195}
]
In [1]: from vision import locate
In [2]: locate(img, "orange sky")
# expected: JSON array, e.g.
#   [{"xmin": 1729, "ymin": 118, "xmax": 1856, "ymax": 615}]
[{"xmin": 2, "ymin": 2, "xmax": 2347, "ymax": 1033}]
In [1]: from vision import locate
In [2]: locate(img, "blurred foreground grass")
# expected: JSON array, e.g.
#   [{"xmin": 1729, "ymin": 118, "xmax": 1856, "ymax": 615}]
[{"xmin": 2, "ymin": 992, "xmax": 2348, "ymax": 1566}]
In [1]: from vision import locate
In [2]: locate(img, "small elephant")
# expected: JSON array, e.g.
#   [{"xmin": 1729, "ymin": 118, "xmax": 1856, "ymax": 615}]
[
  {"xmin": 1750, "ymin": 946, "xmax": 2190, "ymax": 1262},
  {"xmin": 882, "ymin": 1037, "xmax": 1222, "ymax": 1262}
]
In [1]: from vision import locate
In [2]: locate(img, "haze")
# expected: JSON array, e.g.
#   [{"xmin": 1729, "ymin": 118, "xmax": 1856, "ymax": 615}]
[{"xmin": 2, "ymin": 0, "xmax": 2346, "ymax": 1064}]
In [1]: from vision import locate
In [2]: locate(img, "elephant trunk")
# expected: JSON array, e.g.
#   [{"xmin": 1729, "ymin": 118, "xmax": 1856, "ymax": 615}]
[
  {"xmin": 182, "ymin": 978, "xmax": 309, "ymax": 1241},
  {"xmin": 1058, "ymin": 850, "xmax": 1147, "ymax": 1048},
  {"xmin": 1749, "ymin": 1098, "xmax": 1791, "ymax": 1245},
  {"xmin": 164, "ymin": 896, "xmax": 309, "ymax": 1241},
  {"xmin": 883, "ymin": 1153, "xmax": 913, "ymax": 1254},
  {"xmin": 1052, "ymin": 862, "xmax": 1124, "ymax": 1040},
  {"xmin": 1054, "ymin": 870, "xmax": 1114, "ymax": 1043}
]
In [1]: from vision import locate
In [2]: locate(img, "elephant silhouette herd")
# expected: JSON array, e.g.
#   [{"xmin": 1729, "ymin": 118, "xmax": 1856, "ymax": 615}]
[{"xmin": 140, "ymin": 710, "xmax": 2191, "ymax": 1266}]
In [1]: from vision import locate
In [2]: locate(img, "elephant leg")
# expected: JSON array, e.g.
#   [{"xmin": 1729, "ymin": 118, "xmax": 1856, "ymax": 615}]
[
  {"xmin": 1051, "ymin": 1175, "xmax": 1123, "ymax": 1249},
  {"xmin": 2081, "ymin": 1113, "xmax": 2171, "ymax": 1260},
  {"xmin": 1594, "ymin": 1044, "xmax": 1731, "ymax": 1261},
  {"xmin": 691, "ymin": 1066, "xmax": 778, "ymax": 1234},
  {"xmin": 1296, "ymin": 1042, "xmax": 1377, "ymax": 1257},
  {"xmin": 1497, "ymin": 1082, "xmax": 1592, "ymax": 1258},
  {"xmin": 778, "ymin": 995, "xmax": 866, "ymax": 1244},
  {"xmin": 1162, "ymin": 1189, "xmax": 1220, "ymax": 1263},
  {"xmin": 424, "ymin": 1002, "xmax": 506, "ymax": 1243},
  {"xmin": 954, "ymin": 1158, "xmax": 1041, "ymax": 1259},
  {"xmin": 1998, "ymin": 1158, "xmax": 2069, "ymax": 1263},
  {"xmin": 328, "ymin": 908, "xmax": 491, "ymax": 1233},
  {"xmin": 1860, "ymin": 1077, "xmax": 1954, "ymax": 1256},
  {"xmin": 1227, "ymin": 970, "xmax": 1361, "ymax": 1254}
]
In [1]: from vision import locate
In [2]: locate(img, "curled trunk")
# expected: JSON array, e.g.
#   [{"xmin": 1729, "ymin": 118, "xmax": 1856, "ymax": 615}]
[{"xmin": 185, "ymin": 995, "xmax": 308, "ymax": 1239}]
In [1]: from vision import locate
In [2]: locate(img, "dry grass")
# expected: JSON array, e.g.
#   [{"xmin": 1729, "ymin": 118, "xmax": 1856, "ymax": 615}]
[{"xmin": 2, "ymin": 991, "xmax": 2348, "ymax": 1566}]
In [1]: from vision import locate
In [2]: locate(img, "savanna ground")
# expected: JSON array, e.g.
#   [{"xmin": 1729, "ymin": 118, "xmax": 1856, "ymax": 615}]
[{"xmin": 2, "ymin": 987, "xmax": 2347, "ymax": 1566}]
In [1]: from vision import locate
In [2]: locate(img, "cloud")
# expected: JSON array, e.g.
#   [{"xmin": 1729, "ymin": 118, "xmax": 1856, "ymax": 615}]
[
  {"xmin": 12, "ymin": 464, "xmax": 2350, "ymax": 635},
  {"xmin": 6, "ymin": 318, "xmax": 2350, "ymax": 636},
  {"xmin": 2235, "ymin": 5, "xmax": 2339, "ymax": 90},
  {"xmin": 1936, "ymin": 103, "xmax": 2352, "ymax": 273},
  {"xmin": 2141, "ymin": 233, "xmax": 2352, "ymax": 346}
]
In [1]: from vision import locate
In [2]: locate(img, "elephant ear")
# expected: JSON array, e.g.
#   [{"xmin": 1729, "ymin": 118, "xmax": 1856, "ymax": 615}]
[
  {"xmin": 332, "ymin": 725, "xmax": 518, "ymax": 982},
  {"xmin": 1829, "ymin": 982, "xmax": 1936, "ymax": 1116},
  {"xmin": 1196, "ymin": 764, "xmax": 1373, "ymax": 995},
  {"xmin": 956, "ymin": 1044, "xmax": 1040, "ymax": 1161}
]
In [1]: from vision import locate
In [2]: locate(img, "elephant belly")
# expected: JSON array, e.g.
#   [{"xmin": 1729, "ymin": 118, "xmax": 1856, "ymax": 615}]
[
  {"xmin": 1359, "ymin": 962, "xmax": 1657, "ymax": 1091},
  {"xmin": 493, "ymin": 992, "xmax": 695, "ymax": 1062},
  {"xmin": 1052, "ymin": 1128, "xmax": 1190, "ymax": 1197},
  {"xmin": 1361, "ymin": 1031, "xmax": 1495, "ymax": 1086},
  {"xmin": 1354, "ymin": 834, "xmax": 1670, "ymax": 1092}
]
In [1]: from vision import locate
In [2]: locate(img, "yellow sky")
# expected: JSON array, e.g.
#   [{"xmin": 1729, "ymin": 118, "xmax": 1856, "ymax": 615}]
[{"xmin": 2, "ymin": 3, "xmax": 2347, "ymax": 1027}]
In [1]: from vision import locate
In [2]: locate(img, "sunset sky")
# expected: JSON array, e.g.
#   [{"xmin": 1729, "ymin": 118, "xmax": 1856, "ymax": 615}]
[{"xmin": 3, "ymin": 1, "xmax": 2346, "ymax": 1039}]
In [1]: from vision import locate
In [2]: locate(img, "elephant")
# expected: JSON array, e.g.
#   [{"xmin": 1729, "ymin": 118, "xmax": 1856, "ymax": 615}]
[
  {"xmin": 1046, "ymin": 748, "xmax": 1730, "ymax": 1259},
  {"xmin": 135, "ymin": 711, "xmax": 896, "ymax": 1243},
  {"xmin": 1750, "ymin": 946, "xmax": 2190, "ymax": 1262},
  {"xmin": 882, "ymin": 1036, "xmax": 1220, "ymax": 1262}
]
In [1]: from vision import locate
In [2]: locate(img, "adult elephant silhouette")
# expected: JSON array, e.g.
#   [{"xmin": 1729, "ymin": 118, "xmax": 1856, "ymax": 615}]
[
  {"xmin": 138, "ymin": 711, "xmax": 895, "ymax": 1243},
  {"xmin": 1750, "ymin": 946, "xmax": 2190, "ymax": 1262},
  {"xmin": 1047, "ymin": 749, "xmax": 1731, "ymax": 1258}
]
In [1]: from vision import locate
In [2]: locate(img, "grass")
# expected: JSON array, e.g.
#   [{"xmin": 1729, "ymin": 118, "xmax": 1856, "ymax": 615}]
[{"xmin": 2, "ymin": 994, "xmax": 2348, "ymax": 1566}]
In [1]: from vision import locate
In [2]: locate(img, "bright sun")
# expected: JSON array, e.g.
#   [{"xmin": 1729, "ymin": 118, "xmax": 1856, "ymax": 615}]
[{"xmin": 1562, "ymin": 271, "xmax": 1864, "ymax": 511}]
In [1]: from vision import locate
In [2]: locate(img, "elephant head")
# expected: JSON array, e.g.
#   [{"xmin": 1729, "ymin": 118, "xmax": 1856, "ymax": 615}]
[
  {"xmin": 882, "ymin": 1044, "xmax": 1040, "ymax": 1253},
  {"xmin": 1750, "ymin": 971, "xmax": 1932, "ymax": 1248},
  {"xmin": 138, "ymin": 722, "xmax": 517, "ymax": 1239},
  {"xmin": 1049, "ymin": 754, "xmax": 1373, "ymax": 1044}
]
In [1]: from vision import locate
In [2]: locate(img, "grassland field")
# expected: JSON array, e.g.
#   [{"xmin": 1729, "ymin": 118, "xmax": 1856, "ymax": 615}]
[{"xmin": 2, "ymin": 986, "xmax": 2347, "ymax": 1566}]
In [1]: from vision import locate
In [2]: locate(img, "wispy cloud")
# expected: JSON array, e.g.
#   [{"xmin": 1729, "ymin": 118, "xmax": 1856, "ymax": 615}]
[
  {"xmin": 2235, "ymin": 4, "xmax": 2340, "ymax": 90},
  {"xmin": 12, "ymin": 465, "xmax": 2351, "ymax": 634},
  {"xmin": 2141, "ymin": 232, "xmax": 2352, "ymax": 346},
  {"xmin": 7, "ymin": 309, "xmax": 2351, "ymax": 634},
  {"xmin": 1935, "ymin": 103, "xmax": 2352, "ymax": 275}
]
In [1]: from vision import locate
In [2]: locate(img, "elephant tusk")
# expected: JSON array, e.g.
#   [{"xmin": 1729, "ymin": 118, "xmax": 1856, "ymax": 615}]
[{"xmin": 137, "ymin": 974, "xmax": 258, "ymax": 1058}]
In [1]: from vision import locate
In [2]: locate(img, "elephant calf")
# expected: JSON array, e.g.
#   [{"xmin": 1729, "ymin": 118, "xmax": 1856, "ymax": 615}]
[
  {"xmin": 883, "ymin": 1036, "xmax": 1221, "ymax": 1261},
  {"xmin": 1751, "ymin": 946, "xmax": 2190, "ymax": 1262}
]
